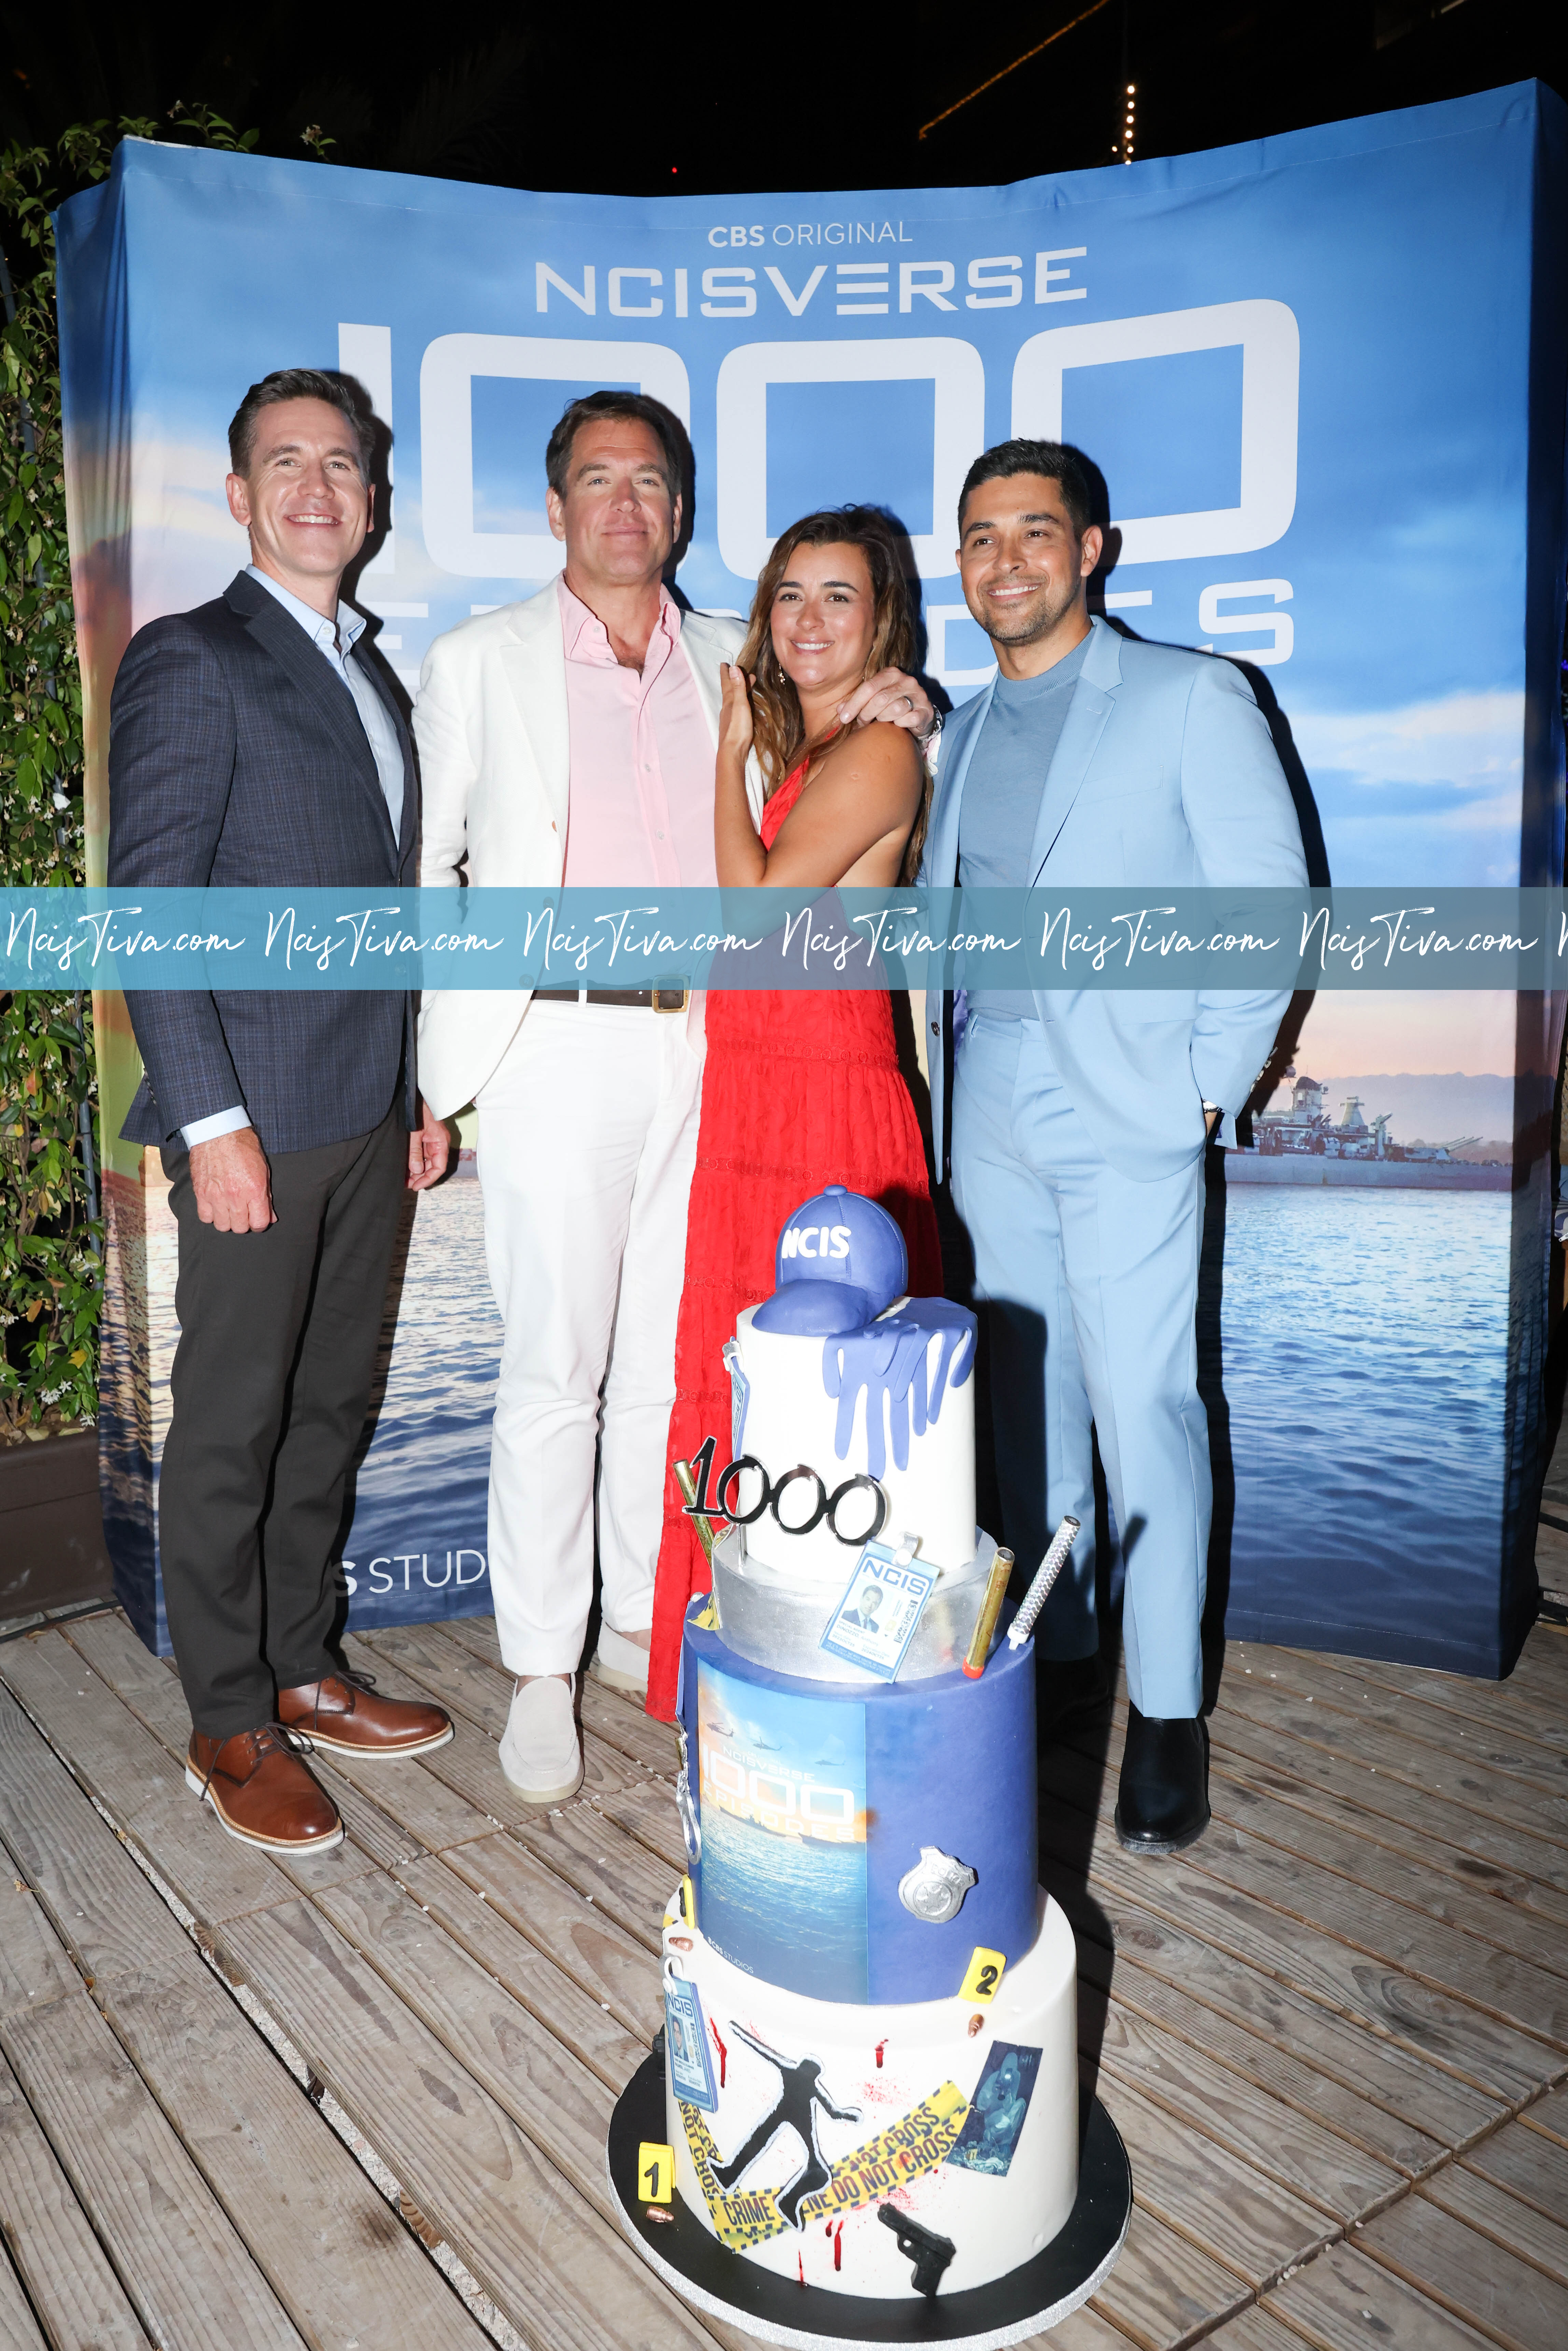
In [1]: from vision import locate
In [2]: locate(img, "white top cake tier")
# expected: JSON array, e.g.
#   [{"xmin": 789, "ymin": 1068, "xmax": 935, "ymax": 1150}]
[{"xmin": 729, "ymin": 1298, "xmax": 978, "ymax": 1585}]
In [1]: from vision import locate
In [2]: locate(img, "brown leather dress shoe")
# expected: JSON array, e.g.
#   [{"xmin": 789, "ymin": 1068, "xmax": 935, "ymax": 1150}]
[
  {"xmin": 277, "ymin": 1671, "xmax": 453, "ymax": 1759},
  {"xmin": 185, "ymin": 1726, "xmax": 344, "ymax": 1852}
]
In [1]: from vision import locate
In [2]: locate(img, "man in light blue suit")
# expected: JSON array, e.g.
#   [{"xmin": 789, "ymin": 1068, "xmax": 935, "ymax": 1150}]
[{"xmin": 921, "ymin": 439, "xmax": 1307, "ymax": 1850}]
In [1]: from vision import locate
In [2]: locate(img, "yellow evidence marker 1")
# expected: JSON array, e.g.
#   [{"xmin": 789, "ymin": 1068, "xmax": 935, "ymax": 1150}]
[
  {"xmin": 639, "ymin": 2142, "xmax": 675, "ymax": 2204},
  {"xmin": 960, "ymin": 1947, "xmax": 1006, "ymax": 2003}
]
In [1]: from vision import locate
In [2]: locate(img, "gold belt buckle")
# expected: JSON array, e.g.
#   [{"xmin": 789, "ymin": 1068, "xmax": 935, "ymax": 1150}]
[{"xmin": 652, "ymin": 987, "xmax": 689, "ymax": 1014}]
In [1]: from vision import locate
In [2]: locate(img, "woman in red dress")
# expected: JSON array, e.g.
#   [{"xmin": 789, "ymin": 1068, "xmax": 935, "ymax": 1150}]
[{"xmin": 646, "ymin": 507, "xmax": 943, "ymax": 1717}]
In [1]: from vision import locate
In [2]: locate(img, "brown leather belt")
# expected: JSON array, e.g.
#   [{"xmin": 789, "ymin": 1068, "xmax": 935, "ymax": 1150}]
[{"xmin": 531, "ymin": 986, "xmax": 689, "ymax": 1011}]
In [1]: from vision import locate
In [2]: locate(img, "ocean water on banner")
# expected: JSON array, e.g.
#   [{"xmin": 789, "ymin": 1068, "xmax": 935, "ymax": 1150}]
[
  {"xmin": 340, "ymin": 1165, "xmax": 501, "ymax": 1632},
  {"xmin": 1218, "ymin": 1187, "xmax": 1512, "ymax": 1663}
]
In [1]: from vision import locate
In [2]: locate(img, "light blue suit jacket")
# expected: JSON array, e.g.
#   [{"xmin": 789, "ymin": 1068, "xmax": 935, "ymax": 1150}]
[{"xmin": 920, "ymin": 617, "xmax": 1308, "ymax": 1184}]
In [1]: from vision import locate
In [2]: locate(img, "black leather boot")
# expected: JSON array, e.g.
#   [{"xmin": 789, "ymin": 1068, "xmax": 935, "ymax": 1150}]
[{"xmin": 1114, "ymin": 1706, "xmax": 1209, "ymax": 1852}]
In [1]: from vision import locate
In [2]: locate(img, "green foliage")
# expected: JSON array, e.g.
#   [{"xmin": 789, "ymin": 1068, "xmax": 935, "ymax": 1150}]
[
  {"xmin": 0, "ymin": 125, "xmax": 137, "ymax": 1433},
  {"xmin": 1, "ymin": 108, "xmax": 303, "ymax": 1435}
]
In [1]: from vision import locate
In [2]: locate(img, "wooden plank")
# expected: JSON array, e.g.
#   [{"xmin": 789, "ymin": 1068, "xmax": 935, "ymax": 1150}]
[
  {"xmin": 1037, "ymin": 1802, "xmax": 1564, "ymax": 2102},
  {"xmin": 1521, "ymin": 2084, "xmax": 1568, "ymax": 2147},
  {"xmin": 394, "ymin": 1851, "xmax": 650, "ymax": 2089},
  {"xmin": 503, "ymin": 1792, "xmax": 679, "ymax": 1943},
  {"xmin": 0, "ymin": 2045, "xmax": 151, "ymax": 2348},
  {"xmin": 578, "ymin": 1676, "xmax": 681, "ymax": 1778},
  {"xmin": 1092, "ymin": 1688, "xmax": 1568, "ymax": 1978},
  {"xmin": 0, "ymin": 2247, "xmax": 48, "ymax": 2351},
  {"xmin": 1422, "ymin": 2154, "xmax": 1568, "ymax": 2289},
  {"xmin": 1088, "ymin": 2202, "xmax": 1251, "ymax": 2348},
  {"xmin": 1212, "ymin": 1666, "xmax": 1568, "ymax": 1861},
  {"xmin": 308, "ymin": 1737, "xmax": 496, "ymax": 1859},
  {"xmin": 1201, "ymin": 2312, "xmax": 1317, "ymax": 2351},
  {"xmin": 1089, "ymin": 1993, "xmax": 1406, "ymax": 2221},
  {"xmin": 226, "ymin": 1898, "xmax": 721, "ymax": 2351},
  {"xmin": 339, "ymin": 1633, "xmax": 645, "ymax": 1836},
  {"xmin": 311, "ymin": 1875, "xmax": 627, "ymax": 2207},
  {"xmin": 433, "ymin": 1834, "xmax": 664, "ymax": 2039},
  {"xmin": 1075, "ymin": 1925, "xmax": 1448, "ymax": 2178},
  {"xmin": 1339, "ymin": 1647, "xmax": 1568, "ymax": 1760},
  {"xmin": 349, "ymin": 1628, "xmax": 650, "ymax": 1824},
  {"xmin": 0, "ymin": 1680, "xmax": 225, "ymax": 2001},
  {"xmin": 1061, "ymin": 1866, "xmax": 1502, "ymax": 2153},
  {"xmin": 1180, "ymin": 1815, "xmax": 1568, "ymax": 2053},
  {"xmin": 0, "ymin": 1885, "xmax": 83, "ymax": 2025},
  {"xmin": 1094, "ymin": 2073, "xmax": 1332, "ymax": 2287},
  {"xmin": 1204, "ymin": 1692, "xmax": 1568, "ymax": 1906},
  {"xmin": 2, "ymin": 1998, "xmax": 304, "ymax": 2351},
  {"xmin": 593, "ymin": 1768, "xmax": 689, "ymax": 1878},
  {"xmin": 1265, "ymin": 2240, "xmax": 1497, "ymax": 2351},
  {"xmin": 1358, "ymin": 2191, "xmax": 1568, "ymax": 2351},
  {"xmin": 355, "ymin": 1620, "xmax": 515, "ymax": 1738},
  {"xmin": 436, "ymin": 1612, "xmax": 507, "ymax": 1668},
  {"xmin": 1465, "ymin": 2111, "xmax": 1568, "ymax": 2220},
  {"xmin": 0, "ymin": 1628, "xmax": 293, "ymax": 1926},
  {"xmin": 1202, "ymin": 1763, "xmax": 1568, "ymax": 1983},
  {"xmin": 1027, "ymin": 2302, "xmax": 1142, "ymax": 2349},
  {"xmin": 1222, "ymin": 1655, "xmax": 1568, "ymax": 1815},
  {"xmin": 0, "ymin": 1686, "xmax": 507, "ymax": 2351}
]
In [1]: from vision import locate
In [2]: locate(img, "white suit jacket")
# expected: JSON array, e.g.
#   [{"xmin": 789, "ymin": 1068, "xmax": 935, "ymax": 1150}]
[{"xmin": 413, "ymin": 579, "xmax": 761, "ymax": 1116}]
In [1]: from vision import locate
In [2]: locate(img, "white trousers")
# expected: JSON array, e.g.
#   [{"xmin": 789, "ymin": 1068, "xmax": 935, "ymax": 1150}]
[{"xmin": 475, "ymin": 1003, "xmax": 704, "ymax": 1675}]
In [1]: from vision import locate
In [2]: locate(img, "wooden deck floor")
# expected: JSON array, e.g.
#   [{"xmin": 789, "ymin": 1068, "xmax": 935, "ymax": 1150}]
[{"xmin": 0, "ymin": 1608, "xmax": 1564, "ymax": 2351}]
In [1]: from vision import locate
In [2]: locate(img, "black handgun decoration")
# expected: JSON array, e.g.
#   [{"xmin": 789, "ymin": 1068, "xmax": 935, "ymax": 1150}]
[{"xmin": 876, "ymin": 2203, "xmax": 956, "ymax": 2297}]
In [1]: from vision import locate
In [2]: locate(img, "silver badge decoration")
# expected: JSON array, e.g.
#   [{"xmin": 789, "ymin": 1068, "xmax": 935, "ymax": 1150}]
[{"xmin": 898, "ymin": 1845, "xmax": 977, "ymax": 1924}]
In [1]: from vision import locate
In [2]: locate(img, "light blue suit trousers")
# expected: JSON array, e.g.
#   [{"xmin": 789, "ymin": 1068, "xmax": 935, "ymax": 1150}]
[{"xmin": 953, "ymin": 1015, "xmax": 1210, "ymax": 1714}]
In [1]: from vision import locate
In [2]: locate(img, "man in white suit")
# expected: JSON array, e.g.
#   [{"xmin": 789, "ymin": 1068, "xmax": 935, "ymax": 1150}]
[{"xmin": 415, "ymin": 392, "xmax": 933, "ymax": 1797}]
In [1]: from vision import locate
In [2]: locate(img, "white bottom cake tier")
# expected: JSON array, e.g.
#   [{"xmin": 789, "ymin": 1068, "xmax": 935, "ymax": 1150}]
[{"xmin": 660, "ymin": 1888, "xmax": 1077, "ymax": 2300}]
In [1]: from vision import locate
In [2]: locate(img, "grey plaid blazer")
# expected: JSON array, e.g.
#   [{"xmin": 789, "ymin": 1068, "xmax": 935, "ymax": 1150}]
[{"xmin": 108, "ymin": 571, "xmax": 419, "ymax": 1155}]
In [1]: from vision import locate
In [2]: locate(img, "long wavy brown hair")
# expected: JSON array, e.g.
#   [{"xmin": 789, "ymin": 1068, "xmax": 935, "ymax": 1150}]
[{"xmin": 738, "ymin": 506, "xmax": 930, "ymax": 880}]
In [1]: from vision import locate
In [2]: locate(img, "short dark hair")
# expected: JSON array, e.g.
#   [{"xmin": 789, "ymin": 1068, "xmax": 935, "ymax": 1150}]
[
  {"xmin": 958, "ymin": 438, "xmax": 1093, "ymax": 538},
  {"xmin": 545, "ymin": 389, "xmax": 687, "ymax": 506},
  {"xmin": 228, "ymin": 369, "xmax": 376, "ymax": 480}
]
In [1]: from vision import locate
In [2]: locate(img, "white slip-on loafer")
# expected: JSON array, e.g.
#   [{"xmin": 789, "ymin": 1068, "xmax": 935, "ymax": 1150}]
[
  {"xmin": 589, "ymin": 1623, "xmax": 651, "ymax": 1698},
  {"xmin": 498, "ymin": 1673, "xmax": 583, "ymax": 1803}
]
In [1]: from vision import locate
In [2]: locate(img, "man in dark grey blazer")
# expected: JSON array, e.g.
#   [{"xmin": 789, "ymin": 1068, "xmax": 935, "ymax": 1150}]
[{"xmin": 109, "ymin": 367, "xmax": 453, "ymax": 1855}]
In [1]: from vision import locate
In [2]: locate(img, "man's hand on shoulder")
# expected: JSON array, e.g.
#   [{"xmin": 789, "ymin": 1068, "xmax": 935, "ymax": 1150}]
[
  {"xmin": 837, "ymin": 667, "xmax": 938, "ymax": 747},
  {"xmin": 408, "ymin": 1098, "xmax": 451, "ymax": 1191},
  {"xmin": 190, "ymin": 1129, "xmax": 274, "ymax": 1232}
]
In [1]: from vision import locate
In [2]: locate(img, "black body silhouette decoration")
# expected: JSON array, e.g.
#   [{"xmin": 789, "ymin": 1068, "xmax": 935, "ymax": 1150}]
[{"xmin": 710, "ymin": 2024, "xmax": 860, "ymax": 2228}]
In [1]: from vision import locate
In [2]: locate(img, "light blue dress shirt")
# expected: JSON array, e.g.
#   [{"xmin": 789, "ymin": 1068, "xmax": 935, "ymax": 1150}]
[
  {"xmin": 180, "ymin": 568, "xmax": 407, "ymax": 1148},
  {"xmin": 958, "ymin": 631, "xmax": 1090, "ymax": 1021}
]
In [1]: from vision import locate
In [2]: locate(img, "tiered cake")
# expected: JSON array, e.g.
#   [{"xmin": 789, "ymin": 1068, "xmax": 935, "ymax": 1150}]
[{"xmin": 655, "ymin": 1186, "xmax": 1082, "ymax": 2310}]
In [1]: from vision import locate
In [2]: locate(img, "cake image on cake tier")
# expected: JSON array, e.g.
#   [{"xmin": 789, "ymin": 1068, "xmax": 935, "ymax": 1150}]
[{"xmin": 606, "ymin": 1188, "xmax": 1130, "ymax": 2347}]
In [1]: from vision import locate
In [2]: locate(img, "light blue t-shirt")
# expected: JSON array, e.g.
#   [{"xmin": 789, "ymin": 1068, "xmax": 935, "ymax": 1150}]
[{"xmin": 958, "ymin": 632, "xmax": 1091, "ymax": 1019}]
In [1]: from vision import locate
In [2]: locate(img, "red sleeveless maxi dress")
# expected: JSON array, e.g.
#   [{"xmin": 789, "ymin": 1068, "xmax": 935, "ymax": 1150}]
[{"xmin": 645, "ymin": 757, "xmax": 943, "ymax": 1718}]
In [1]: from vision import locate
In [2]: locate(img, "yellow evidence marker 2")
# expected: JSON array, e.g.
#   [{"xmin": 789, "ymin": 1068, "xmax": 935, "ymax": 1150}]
[
  {"xmin": 960, "ymin": 1946, "xmax": 1006, "ymax": 2003},
  {"xmin": 639, "ymin": 2142, "xmax": 675, "ymax": 2204}
]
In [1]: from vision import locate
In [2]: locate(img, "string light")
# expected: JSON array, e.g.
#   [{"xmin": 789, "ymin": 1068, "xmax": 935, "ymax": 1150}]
[{"xmin": 1121, "ymin": 82, "xmax": 1136, "ymax": 165}]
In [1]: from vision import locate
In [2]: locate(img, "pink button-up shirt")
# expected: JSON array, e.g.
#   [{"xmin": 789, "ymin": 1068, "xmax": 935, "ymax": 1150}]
[{"xmin": 558, "ymin": 577, "xmax": 717, "ymax": 886}]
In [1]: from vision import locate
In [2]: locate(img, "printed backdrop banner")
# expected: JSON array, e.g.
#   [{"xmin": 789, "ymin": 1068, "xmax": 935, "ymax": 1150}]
[{"xmin": 56, "ymin": 85, "xmax": 1567, "ymax": 1669}]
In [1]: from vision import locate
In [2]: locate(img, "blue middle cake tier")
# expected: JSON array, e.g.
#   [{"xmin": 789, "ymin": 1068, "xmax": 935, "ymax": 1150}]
[{"xmin": 678, "ymin": 1607, "xmax": 1038, "ymax": 2007}]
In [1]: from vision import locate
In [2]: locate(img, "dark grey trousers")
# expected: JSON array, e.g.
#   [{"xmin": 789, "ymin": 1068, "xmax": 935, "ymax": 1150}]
[{"xmin": 159, "ymin": 1109, "xmax": 407, "ymax": 1738}]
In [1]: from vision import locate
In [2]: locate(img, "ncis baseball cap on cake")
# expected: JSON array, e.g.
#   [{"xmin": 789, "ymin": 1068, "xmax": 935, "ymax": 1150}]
[{"xmin": 751, "ymin": 1185, "xmax": 908, "ymax": 1335}]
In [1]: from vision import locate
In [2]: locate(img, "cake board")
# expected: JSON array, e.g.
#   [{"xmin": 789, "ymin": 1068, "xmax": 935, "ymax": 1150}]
[{"xmin": 607, "ymin": 2054, "xmax": 1131, "ymax": 2350}]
